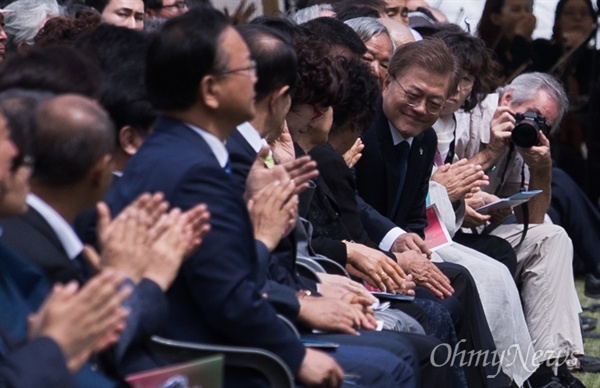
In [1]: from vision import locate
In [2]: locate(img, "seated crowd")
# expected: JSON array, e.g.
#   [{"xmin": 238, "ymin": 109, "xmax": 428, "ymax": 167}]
[{"xmin": 0, "ymin": 0, "xmax": 593, "ymax": 387}]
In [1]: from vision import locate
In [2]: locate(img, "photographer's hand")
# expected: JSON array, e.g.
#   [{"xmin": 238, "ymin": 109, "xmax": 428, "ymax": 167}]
[
  {"xmin": 515, "ymin": 130, "xmax": 551, "ymax": 223},
  {"xmin": 468, "ymin": 106, "xmax": 514, "ymax": 170}
]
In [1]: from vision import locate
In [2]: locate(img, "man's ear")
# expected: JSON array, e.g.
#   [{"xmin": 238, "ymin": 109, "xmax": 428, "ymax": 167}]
[
  {"xmin": 199, "ymin": 75, "xmax": 221, "ymax": 110},
  {"xmin": 382, "ymin": 73, "xmax": 392, "ymax": 91},
  {"xmin": 499, "ymin": 89, "xmax": 513, "ymax": 106},
  {"xmin": 118, "ymin": 125, "xmax": 145, "ymax": 157},
  {"xmin": 268, "ymin": 85, "xmax": 290, "ymax": 113},
  {"xmin": 88, "ymin": 154, "xmax": 113, "ymax": 189}
]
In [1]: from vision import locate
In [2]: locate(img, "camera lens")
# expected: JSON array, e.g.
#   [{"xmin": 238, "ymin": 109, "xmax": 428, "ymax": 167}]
[{"xmin": 511, "ymin": 119, "xmax": 540, "ymax": 148}]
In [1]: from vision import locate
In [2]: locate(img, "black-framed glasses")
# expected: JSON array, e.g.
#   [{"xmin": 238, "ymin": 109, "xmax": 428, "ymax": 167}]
[
  {"xmin": 391, "ymin": 76, "xmax": 445, "ymax": 114},
  {"xmin": 161, "ymin": 0, "xmax": 188, "ymax": 10},
  {"xmin": 216, "ymin": 60, "xmax": 257, "ymax": 78}
]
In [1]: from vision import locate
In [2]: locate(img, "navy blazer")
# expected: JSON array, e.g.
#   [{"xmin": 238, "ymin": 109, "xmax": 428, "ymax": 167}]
[
  {"xmin": 226, "ymin": 129, "xmax": 317, "ymax": 296},
  {"xmin": 106, "ymin": 116, "xmax": 306, "ymax": 374},
  {"xmin": 355, "ymin": 102, "xmax": 437, "ymax": 237},
  {"xmin": 0, "ymin": 207, "xmax": 83, "ymax": 284},
  {"xmin": 0, "ymin": 244, "xmax": 117, "ymax": 388}
]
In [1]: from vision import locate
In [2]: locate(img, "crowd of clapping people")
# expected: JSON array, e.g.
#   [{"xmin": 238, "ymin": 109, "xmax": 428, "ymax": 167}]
[{"xmin": 0, "ymin": 0, "xmax": 599, "ymax": 387}]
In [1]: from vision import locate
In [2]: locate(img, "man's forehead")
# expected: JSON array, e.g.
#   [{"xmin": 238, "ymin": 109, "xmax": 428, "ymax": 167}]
[{"xmin": 510, "ymin": 91, "xmax": 559, "ymax": 124}]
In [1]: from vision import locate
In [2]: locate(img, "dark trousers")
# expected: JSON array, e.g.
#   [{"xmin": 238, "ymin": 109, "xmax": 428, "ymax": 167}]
[{"xmin": 417, "ymin": 262, "xmax": 509, "ymax": 388}]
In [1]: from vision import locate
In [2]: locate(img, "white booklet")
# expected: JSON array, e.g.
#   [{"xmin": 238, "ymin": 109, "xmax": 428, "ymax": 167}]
[{"xmin": 475, "ymin": 190, "xmax": 543, "ymax": 215}]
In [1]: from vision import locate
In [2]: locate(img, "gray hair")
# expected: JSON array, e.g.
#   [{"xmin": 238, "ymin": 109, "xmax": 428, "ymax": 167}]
[
  {"xmin": 4, "ymin": 0, "xmax": 61, "ymax": 52},
  {"xmin": 288, "ymin": 4, "xmax": 334, "ymax": 25},
  {"xmin": 344, "ymin": 17, "xmax": 393, "ymax": 49},
  {"xmin": 500, "ymin": 72, "xmax": 569, "ymax": 132}
]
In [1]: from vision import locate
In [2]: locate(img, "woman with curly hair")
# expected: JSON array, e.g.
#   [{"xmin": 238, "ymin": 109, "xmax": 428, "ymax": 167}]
[{"xmin": 286, "ymin": 35, "xmax": 345, "ymax": 154}]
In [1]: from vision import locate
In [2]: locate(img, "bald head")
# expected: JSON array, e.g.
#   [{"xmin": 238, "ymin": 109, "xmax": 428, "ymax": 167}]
[
  {"xmin": 378, "ymin": 18, "xmax": 414, "ymax": 48},
  {"xmin": 33, "ymin": 94, "xmax": 115, "ymax": 186}
]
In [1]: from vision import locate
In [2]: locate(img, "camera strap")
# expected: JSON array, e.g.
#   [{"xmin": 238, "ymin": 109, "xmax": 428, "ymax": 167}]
[
  {"xmin": 489, "ymin": 143, "xmax": 528, "ymax": 248},
  {"xmin": 515, "ymin": 163, "xmax": 529, "ymax": 248}
]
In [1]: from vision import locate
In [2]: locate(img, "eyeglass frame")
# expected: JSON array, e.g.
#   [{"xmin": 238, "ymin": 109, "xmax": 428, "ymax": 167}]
[
  {"xmin": 390, "ymin": 76, "xmax": 446, "ymax": 114},
  {"xmin": 215, "ymin": 60, "xmax": 257, "ymax": 78}
]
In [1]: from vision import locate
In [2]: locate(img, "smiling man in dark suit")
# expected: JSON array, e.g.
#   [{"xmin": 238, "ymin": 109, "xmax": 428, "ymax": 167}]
[{"xmin": 355, "ymin": 39, "xmax": 508, "ymax": 388}]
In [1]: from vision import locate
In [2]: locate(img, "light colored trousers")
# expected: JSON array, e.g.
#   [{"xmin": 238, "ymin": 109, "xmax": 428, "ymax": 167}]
[
  {"xmin": 490, "ymin": 224, "xmax": 584, "ymax": 364},
  {"xmin": 433, "ymin": 243, "xmax": 537, "ymax": 386}
]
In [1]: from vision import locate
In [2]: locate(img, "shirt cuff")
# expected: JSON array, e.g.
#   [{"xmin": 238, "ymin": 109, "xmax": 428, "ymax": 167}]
[{"xmin": 379, "ymin": 227, "xmax": 406, "ymax": 251}]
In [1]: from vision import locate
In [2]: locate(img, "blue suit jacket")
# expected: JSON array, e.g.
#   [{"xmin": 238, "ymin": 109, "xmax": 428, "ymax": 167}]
[
  {"xmin": 355, "ymin": 102, "xmax": 437, "ymax": 237},
  {"xmin": 105, "ymin": 116, "xmax": 306, "ymax": 374},
  {"xmin": 0, "ymin": 244, "xmax": 117, "ymax": 388}
]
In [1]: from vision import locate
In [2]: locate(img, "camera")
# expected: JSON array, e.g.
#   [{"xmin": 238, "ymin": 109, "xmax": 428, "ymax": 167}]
[{"xmin": 511, "ymin": 111, "xmax": 552, "ymax": 148}]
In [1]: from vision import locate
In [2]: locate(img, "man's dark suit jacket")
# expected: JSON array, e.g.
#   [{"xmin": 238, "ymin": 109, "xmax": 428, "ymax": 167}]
[
  {"xmin": 105, "ymin": 116, "xmax": 305, "ymax": 374},
  {"xmin": 226, "ymin": 128, "xmax": 315, "ymax": 319},
  {"xmin": 0, "ymin": 207, "xmax": 83, "ymax": 284},
  {"xmin": 0, "ymin": 244, "xmax": 117, "ymax": 387},
  {"xmin": 0, "ymin": 200, "xmax": 168, "ymax": 376},
  {"xmin": 355, "ymin": 101, "xmax": 437, "ymax": 237}
]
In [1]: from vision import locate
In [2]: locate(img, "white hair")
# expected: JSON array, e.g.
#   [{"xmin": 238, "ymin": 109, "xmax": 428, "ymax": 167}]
[
  {"xmin": 500, "ymin": 72, "xmax": 569, "ymax": 131},
  {"xmin": 344, "ymin": 17, "xmax": 393, "ymax": 50},
  {"xmin": 288, "ymin": 4, "xmax": 334, "ymax": 25},
  {"xmin": 5, "ymin": 0, "xmax": 61, "ymax": 50}
]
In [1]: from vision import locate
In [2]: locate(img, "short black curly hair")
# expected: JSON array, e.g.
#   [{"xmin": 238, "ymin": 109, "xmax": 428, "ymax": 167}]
[
  {"xmin": 330, "ymin": 56, "xmax": 378, "ymax": 136},
  {"xmin": 291, "ymin": 35, "xmax": 345, "ymax": 109}
]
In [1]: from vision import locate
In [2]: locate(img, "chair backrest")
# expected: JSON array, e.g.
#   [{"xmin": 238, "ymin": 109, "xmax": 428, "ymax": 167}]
[{"xmin": 149, "ymin": 336, "xmax": 295, "ymax": 388}]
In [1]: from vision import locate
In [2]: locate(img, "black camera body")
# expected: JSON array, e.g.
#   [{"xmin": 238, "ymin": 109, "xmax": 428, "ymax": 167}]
[{"xmin": 511, "ymin": 111, "xmax": 552, "ymax": 148}]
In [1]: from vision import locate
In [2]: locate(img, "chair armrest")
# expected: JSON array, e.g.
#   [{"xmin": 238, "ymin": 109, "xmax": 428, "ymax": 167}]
[{"xmin": 149, "ymin": 336, "xmax": 294, "ymax": 388}]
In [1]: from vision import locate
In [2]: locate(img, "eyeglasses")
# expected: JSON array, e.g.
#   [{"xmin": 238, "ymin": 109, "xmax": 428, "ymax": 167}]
[
  {"xmin": 162, "ymin": 0, "xmax": 188, "ymax": 10},
  {"xmin": 216, "ymin": 60, "xmax": 257, "ymax": 78},
  {"xmin": 458, "ymin": 75, "xmax": 475, "ymax": 90},
  {"xmin": 391, "ymin": 76, "xmax": 445, "ymax": 114}
]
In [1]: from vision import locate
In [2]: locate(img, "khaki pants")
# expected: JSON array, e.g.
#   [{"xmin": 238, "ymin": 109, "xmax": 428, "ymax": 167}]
[{"xmin": 490, "ymin": 223, "xmax": 583, "ymax": 361}]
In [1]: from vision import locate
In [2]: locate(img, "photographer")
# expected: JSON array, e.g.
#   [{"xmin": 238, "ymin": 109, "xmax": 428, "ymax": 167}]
[
  {"xmin": 451, "ymin": 72, "xmax": 585, "ymax": 387},
  {"xmin": 462, "ymin": 73, "xmax": 563, "ymax": 226}
]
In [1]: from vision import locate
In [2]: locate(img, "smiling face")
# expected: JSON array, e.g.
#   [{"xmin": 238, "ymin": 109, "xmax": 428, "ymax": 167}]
[
  {"xmin": 364, "ymin": 33, "xmax": 393, "ymax": 90},
  {"xmin": 102, "ymin": 0, "xmax": 145, "ymax": 30},
  {"xmin": 382, "ymin": 65, "xmax": 450, "ymax": 138}
]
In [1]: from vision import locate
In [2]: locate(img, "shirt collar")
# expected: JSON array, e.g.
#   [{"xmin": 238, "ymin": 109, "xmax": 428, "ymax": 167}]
[
  {"xmin": 236, "ymin": 122, "xmax": 263, "ymax": 153},
  {"xmin": 26, "ymin": 193, "xmax": 83, "ymax": 260},
  {"xmin": 388, "ymin": 120, "xmax": 414, "ymax": 147},
  {"xmin": 185, "ymin": 123, "xmax": 229, "ymax": 168}
]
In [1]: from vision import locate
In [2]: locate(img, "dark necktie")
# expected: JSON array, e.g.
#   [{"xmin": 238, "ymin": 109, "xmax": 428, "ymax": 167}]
[
  {"xmin": 389, "ymin": 141, "xmax": 410, "ymax": 219},
  {"xmin": 224, "ymin": 159, "xmax": 232, "ymax": 174}
]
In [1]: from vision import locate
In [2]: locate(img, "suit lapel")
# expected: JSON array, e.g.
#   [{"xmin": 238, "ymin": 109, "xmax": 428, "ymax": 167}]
[{"xmin": 21, "ymin": 207, "xmax": 68, "ymax": 258}]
